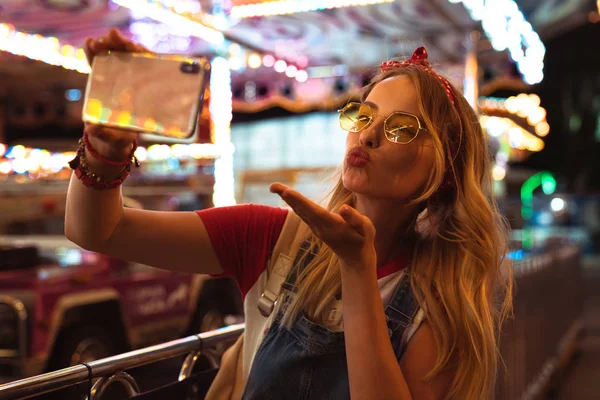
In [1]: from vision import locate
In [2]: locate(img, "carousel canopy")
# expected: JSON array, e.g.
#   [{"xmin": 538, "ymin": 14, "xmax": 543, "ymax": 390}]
[
  {"xmin": 0, "ymin": 0, "xmax": 596, "ymax": 196},
  {"xmin": 0, "ymin": 0, "xmax": 592, "ymax": 93}
]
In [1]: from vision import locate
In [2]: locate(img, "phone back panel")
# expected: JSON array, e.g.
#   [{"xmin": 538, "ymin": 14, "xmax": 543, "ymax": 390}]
[{"xmin": 83, "ymin": 52, "xmax": 210, "ymax": 139}]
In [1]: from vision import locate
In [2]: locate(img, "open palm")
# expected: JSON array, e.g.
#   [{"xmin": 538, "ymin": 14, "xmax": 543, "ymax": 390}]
[{"xmin": 270, "ymin": 183, "xmax": 377, "ymax": 270}]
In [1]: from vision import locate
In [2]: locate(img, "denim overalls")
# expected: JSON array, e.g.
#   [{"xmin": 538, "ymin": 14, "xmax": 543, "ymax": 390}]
[{"xmin": 242, "ymin": 247, "xmax": 421, "ymax": 400}]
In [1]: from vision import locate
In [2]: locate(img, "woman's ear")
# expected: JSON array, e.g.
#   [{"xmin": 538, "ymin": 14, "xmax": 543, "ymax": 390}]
[{"xmin": 415, "ymin": 206, "xmax": 430, "ymax": 236}]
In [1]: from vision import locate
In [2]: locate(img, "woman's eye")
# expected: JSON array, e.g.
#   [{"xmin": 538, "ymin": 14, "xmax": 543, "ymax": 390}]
[{"xmin": 389, "ymin": 125, "xmax": 411, "ymax": 132}]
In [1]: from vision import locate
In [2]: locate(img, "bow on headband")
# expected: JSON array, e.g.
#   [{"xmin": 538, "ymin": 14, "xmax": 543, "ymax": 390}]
[
  {"xmin": 381, "ymin": 46, "xmax": 461, "ymax": 190},
  {"xmin": 380, "ymin": 46, "xmax": 457, "ymax": 108}
]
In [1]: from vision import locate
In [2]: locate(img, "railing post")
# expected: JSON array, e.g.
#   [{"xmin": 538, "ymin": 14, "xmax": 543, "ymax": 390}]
[
  {"xmin": 87, "ymin": 371, "xmax": 140, "ymax": 400},
  {"xmin": 203, "ymin": 348, "xmax": 221, "ymax": 370},
  {"xmin": 0, "ymin": 324, "xmax": 243, "ymax": 399},
  {"xmin": 178, "ymin": 350, "xmax": 203, "ymax": 382},
  {"xmin": 178, "ymin": 347, "xmax": 221, "ymax": 382}
]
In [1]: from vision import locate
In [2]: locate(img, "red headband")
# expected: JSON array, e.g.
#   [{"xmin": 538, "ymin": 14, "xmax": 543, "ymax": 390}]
[
  {"xmin": 381, "ymin": 46, "xmax": 461, "ymax": 190},
  {"xmin": 380, "ymin": 46, "xmax": 458, "ymax": 108}
]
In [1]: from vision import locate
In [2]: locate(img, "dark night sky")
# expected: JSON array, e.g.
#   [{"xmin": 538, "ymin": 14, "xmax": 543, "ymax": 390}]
[{"xmin": 517, "ymin": 21, "xmax": 600, "ymax": 192}]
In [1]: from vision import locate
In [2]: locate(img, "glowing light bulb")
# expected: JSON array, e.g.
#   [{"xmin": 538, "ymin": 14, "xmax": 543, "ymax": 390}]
[
  {"xmin": 295, "ymin": 70, "xmax": 308, "ymax": 82},
  {"xmin": 134, "ymin": 146, "xmax": 148, "ymax": 162},
  {"xmin": 508, "ymin": 127, "xmax": 523, "ymax": 148},
  {"xmin": 228, "ymin": 56, "xmax": 243, "ymax": 71},
  {"xmin": 550, "ymin": 197, "xmax": 566, "ymax": 212},
  {"xmin": 274, "ymin": 60, "xmax": 287, "ymax": 73},
  {"xmin": 262, "ymin": 54, "xmax": 275, "ymax": 67},
  {"xmin": 0, "ymin": 161, "xmax": 12, "ymax": 174},
  {"xmin": 248, "ymin": 53, "xmax": 262, "ymax": 68},
  {"xmin": 492, "ymin": 165, "xmax": 506, "ymax": 181},
  {"xmin": 285, "ymin": 65, "xmax": 298, "ymax": 77},
  {"xmin": 535, "ymin": 122, "xmax": 550, "ymax": 137}
]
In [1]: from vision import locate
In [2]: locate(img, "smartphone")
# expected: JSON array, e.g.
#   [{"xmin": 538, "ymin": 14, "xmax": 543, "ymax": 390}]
[{"xmin": 82, "ymin": 51, "xmax": 210, "ymax": 140}]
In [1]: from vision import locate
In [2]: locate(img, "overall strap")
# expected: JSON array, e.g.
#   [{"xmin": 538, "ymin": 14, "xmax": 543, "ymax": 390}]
[
  {"xmin": 281, "ymin": 241, "xmax": 315, "ymax": 292},
  {"xmin": 384, "ymin": 271, "xmax": 422, "ymax": 359},
  {"xmin": 257, "ymin": 210, "xmax": 304, "ymax": 317}
]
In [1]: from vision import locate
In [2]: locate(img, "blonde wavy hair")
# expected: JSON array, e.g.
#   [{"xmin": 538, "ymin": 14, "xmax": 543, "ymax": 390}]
[{"xmin": 281, "ymin": 65, "xmax": 514, "ymax": 399}]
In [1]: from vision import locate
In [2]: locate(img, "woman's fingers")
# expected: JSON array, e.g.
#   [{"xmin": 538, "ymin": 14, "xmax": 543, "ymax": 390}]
[
  {"xmin": 109, "ymin": 29, "xmax": 137, "ymax": 51},
  {"xmin": 108, "ymin": 28, "xmax": 150, "ymax": 53},
  {"xmin": 270, "ymin": 183, "xmax": 372, "ymax": 242},
  {"xmin": 269, "ymin": 182, "xmax": 287, "ymax": 196},
  {"xmin": 85, "ymin": 124, "xmax": 138, "ymax": 147},
  {"xmin": 270, "ymin": 183, "xmax": 322, "ymax": 217},
  {"xmin": 108, "ymin": 28, "xmax": 126, "ymax": 44},
  {"xmin": 340, "ymin": 205, "xmax": 366, "ymax": 235},
  {"xmin": 271, "ymin": 183, "xmax": 316, "ymax": 221},
  {"xmin": 341, "ymin": 205, "xmax": 376, "ymax": 239},
  {"xmin": 270, "ymin": 183, "xmax": 335, "ymax": 227},
  {"xmin": 84, "ymin": 37, "xmax": 95, "ymax": 65},
  {"xmin": 84, "ymin": 36, "xmax": 112, "ymax": 65},
  {"xmin": 270, "ymin": 186, "xmax": 377, "ymax": 266},
  {"xmin": 84, "ymin": 29, "xmax": 148, "ymax": 66}
]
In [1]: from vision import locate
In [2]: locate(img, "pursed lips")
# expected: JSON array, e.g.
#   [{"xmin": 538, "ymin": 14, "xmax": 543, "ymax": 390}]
[
  {"xmin": 346, "ymin": 147, "xmax": 371, "ymax": 160},
  {"xmin": 346, "ymin": 147, "xmax": 371, "ymax": 167}
]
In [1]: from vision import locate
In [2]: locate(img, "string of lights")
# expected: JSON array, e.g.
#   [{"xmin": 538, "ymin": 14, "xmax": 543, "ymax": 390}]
[
  {"xmin": 0, "ymin": 9, "xmax": 306, "ymax": 81},
  {"xmin": 209, "ymin": 57, "xmax": 237, "ymax": 206},
  {"xmin": 449, "ymin": 0, "xmax": 545, "ymax": 84},
  {"xmin": 0, "ymin": 142, "xmax": 231, "ymax": 176},
  {"xmin": 479, "ymin": 94, "xmax": 550, "ymax": 137},
  {"xmin": 113, "ymin": 0, "xmax": 225, "ymax": 44},
  {"xmin": 0, "ymin": 23, "xmax": 90, "ymax": 74},
  {"xmin": 229, "ymin": 0, "xmax": 394, "ymax": 18}
]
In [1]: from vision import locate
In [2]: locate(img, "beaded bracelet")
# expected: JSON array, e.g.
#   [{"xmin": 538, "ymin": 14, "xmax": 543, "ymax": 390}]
[{"xmin": 69, "ymin": 136, "xmax": 139, "ymax": 190}]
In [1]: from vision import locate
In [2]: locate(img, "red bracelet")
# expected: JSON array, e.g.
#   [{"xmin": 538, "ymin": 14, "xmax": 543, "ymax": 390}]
[
  {"xmin": 74, "ymin": 163, "xmax": 130, "ymax": 190},
  {"xmin": 69, "ymin": 135, "xmax": 139, "ymax": 190},
  {"xmin": 83, "ymin": 132, "xmax": 138, "ymax": 167}
]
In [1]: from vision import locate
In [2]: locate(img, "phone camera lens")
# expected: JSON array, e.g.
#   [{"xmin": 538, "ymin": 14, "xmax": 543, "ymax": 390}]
[{"xmin": 181, "ymin": 62, "xmax": 200, "ymax": 74}]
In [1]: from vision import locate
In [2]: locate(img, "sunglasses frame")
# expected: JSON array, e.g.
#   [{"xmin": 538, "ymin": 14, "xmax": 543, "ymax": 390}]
[{"xmin": 337, "ymin": 101, "xmax": 427, "ymax": 144}]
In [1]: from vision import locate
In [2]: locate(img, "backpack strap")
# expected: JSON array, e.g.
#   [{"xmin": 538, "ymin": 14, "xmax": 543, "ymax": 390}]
[
  {"xmin": 207, "ymin": 210, "xmax": 306, "ymax": 400},
  {"xmin": 257, "ymin": 210, "xmax": 304, "ymax": 317},
  {"xmin": 384, "ymin": 271, "xmax": 423, "ymax": 360}
]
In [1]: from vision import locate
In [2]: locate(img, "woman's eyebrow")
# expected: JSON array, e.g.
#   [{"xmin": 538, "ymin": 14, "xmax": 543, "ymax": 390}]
[{"xmin": 363, "ymin": 101, "xmax": 380, "ymax": 110}]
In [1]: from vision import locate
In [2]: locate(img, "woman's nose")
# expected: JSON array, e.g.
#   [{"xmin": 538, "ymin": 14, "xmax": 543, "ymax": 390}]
[{"xmin": 358, "ymin": 121, "xmax": 381, "ymax": 148}]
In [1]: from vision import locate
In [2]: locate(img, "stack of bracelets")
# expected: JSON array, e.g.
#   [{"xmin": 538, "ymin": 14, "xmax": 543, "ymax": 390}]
[{"xmin": 68, "ymin": 133, "xmax": 140, "ymax": 190}]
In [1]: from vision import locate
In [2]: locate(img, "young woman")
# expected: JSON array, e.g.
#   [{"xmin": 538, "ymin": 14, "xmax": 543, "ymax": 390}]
[{"xmin": 66, "ymin": 29, "xmax": 512, "ymax": 399}]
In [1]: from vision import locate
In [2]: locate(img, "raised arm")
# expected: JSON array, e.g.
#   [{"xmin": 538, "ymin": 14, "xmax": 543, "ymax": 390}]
[
  {"xmin": 65, "ymin": 173, "xmax": 223, "ymax": 275},
  {"xmin": 65, "ymin": 29, "xmax": 223, "ymax": 275}
]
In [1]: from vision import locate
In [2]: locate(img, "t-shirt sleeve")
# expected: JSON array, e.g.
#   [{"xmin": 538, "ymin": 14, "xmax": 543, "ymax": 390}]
[{"xmin": 196, "ymin": 204, "xmax": 289, "ymax": 298}]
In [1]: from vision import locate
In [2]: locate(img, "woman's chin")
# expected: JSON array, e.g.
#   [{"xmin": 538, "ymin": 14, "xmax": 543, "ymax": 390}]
[{"xmin": 342, "ymin": 170, "xmax": 370, "ymax": 194}]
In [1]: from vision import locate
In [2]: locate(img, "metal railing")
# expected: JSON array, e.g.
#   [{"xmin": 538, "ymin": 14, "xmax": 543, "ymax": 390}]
[
  {"xmin": 0, "ymin": 323, "xmax": 244, "ymax": 400},
  {"xmin": 496, "ymin": 244, "xmax": 584, "ymax": 400},
  {"xmin": 0, "ymin": 244, "xmax": 586, "ymax": 400}
]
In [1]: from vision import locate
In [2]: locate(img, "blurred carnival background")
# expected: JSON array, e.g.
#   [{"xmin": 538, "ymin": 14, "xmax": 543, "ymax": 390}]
[{"xmin": 0, "ymin": 1, "xmax": 599, "ymax": 399}]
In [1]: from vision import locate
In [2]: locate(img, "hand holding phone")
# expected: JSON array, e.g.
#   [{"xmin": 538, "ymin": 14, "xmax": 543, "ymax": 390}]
[
  {"xmin": 81, "ymin": 29, "xmax": 210, "ymax": 165},
  {"xmin": 84, "ymin": 50, "xmax": 209, "ymax": 139},
  {"xmin": 82, "ymin": 29, "xmax": 148, "ymax": 165}
]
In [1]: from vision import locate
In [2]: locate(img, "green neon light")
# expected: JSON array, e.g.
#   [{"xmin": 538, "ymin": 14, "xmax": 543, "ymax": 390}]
[
  {"xmin": 521, "ymin": 171, "xmax": 556, "ymax": 220},
  {"xmin": 522, "ymin": 229, "xmax": 534, "ymax": 251},
  {"xmin": 520, "ymin": 171, "xmax": 556, "ymax": 250}
]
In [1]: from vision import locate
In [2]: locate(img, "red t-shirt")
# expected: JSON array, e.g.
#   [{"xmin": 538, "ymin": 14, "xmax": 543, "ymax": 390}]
[
  {"xmin": 197, "ymin": 204, "xmax": 289, "ymax": 297},
  {"xmin": 196, "ymin": 204, "xmax": 409, "ymax": 299}
]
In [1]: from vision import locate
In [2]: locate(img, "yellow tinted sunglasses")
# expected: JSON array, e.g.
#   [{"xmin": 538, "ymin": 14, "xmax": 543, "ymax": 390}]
[{"xmin": 338, "ymin": 102, "xmax": 427, "ymax": 144}]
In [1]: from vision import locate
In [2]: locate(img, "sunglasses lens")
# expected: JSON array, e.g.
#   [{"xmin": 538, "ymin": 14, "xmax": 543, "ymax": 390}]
[
  {"xmin": 339, "ymin": 103, "xmax": 372, "ymax": 132},
  {"xmin": 385, "ymin": 113, "xmax": 420, "ymax": 143}
]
